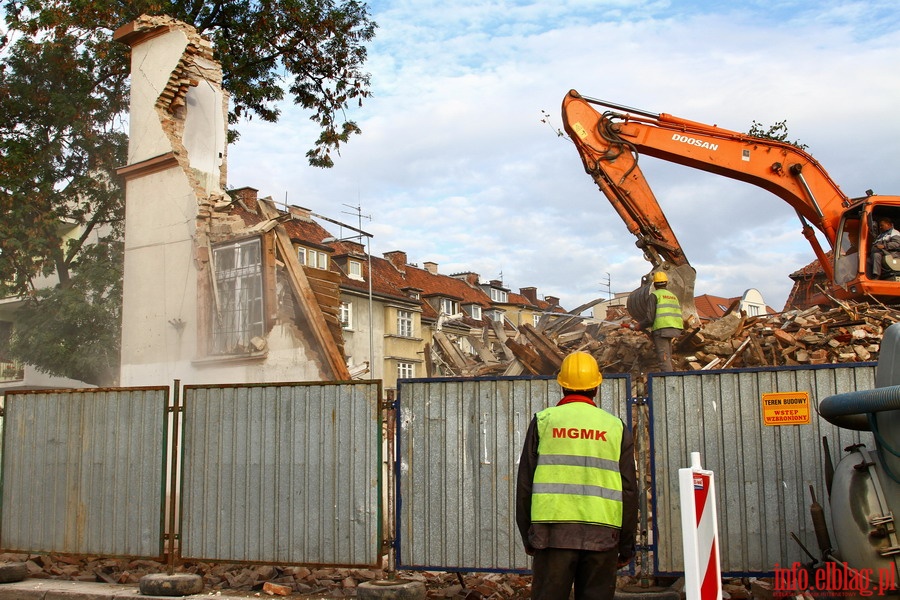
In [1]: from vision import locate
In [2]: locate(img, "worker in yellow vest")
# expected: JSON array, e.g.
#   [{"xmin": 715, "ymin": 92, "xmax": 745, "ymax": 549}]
[
  {"xmin": 516, "ymin": 351, "xmax": 637, "ymax": 600},
  {"xmin": 649, "ymin": 271, "xmax": 683, "ymax": 371}
]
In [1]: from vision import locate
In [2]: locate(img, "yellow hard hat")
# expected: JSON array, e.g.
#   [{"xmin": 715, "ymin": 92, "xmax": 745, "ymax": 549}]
[
  {"xmin": 652, "ymin": 271, "xmax": 668, "ymax": 284},
  {"xmin": 557, "ymin": 351, "xmax": 602, "ymax": 390}
]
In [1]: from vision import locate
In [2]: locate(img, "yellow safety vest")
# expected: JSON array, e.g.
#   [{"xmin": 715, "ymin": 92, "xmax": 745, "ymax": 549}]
[
  {"xmin": 531, "ymin": 402, "xmax": 624, "ymax": 527},
  {"xmin": 651, "ymin": 289, "xmax": 683, "ymax": 331}
]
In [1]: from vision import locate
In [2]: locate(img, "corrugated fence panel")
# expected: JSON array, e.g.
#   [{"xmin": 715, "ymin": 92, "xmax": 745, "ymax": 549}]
[
  {"xmin": 180, "ymin": 382, "xmax": 381, "ymax": 566},
  {"xmin": 396, "ymin": 375, "xmax": 631, "ymax": 572},
  {"xmin": 1, "ymin": 388, "xmax": 168, "ymax": 557},
  {"xmin": 651, "ymin": 364, "xmax": 877, "ymax": 575}
]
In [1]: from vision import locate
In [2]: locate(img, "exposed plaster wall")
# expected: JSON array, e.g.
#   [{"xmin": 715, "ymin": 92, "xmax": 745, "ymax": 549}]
[{"xmin": 117, "ymin": 16, "xmax": 325, "ymax": 385}]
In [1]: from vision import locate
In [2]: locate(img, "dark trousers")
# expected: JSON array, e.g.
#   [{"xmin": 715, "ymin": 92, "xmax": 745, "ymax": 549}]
[
  {"xmin": 531, "ymin": 547, "xmax": 618, "ymax": 600},
  {"xmin": 652, "ymin": 333, "xmax": 674, "ymax": 372}
]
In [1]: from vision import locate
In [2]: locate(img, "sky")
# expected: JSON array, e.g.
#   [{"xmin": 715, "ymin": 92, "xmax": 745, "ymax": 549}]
[{"xmin": 226, "ymin": 0, "xmax": 900, "ymax": 314}]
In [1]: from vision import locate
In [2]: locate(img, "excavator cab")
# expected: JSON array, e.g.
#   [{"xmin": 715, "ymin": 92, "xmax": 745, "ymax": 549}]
[{"xmin": 829, "ymin": 202, "xmax": 900, "ymax": 302}]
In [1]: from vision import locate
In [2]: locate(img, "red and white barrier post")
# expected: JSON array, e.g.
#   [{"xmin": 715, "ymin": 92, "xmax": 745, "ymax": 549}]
[{"xmin": 679, "ymin": 451, "xmax": 722, "ymax": 600}]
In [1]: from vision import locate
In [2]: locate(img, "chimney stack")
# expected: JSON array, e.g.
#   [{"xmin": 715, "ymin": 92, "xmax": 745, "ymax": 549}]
[
  {"xmin": 384, "ymin": 251, "xmax": 408, "ymax": 272},
  {"xmin": 230, "ymin": 186, "xmax": 258, "ymax": 207},
  {"xmin": 424, "ymin": 261, "xmax": 439, "ymax": 275},
  {"xmin": 520, "ymin": 287, "xmax": 538, "ymax": 304}
]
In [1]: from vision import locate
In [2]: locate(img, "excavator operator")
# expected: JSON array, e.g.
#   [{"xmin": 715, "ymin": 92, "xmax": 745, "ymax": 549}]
[
  {"xmin": 870, "ymin": 216, "xmax": 900, "ymax": 280},
  {"xmin": 647, "ymin": 272, "xmax": 683, "ymax": 371}
]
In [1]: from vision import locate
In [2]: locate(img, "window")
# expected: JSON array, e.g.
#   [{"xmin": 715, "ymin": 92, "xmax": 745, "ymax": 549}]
[
  {"xmin": 490, "ymin": 288, "xmax": 508, "ymax": 303},
  {"xmin": 397, "ymin": 361, "xmax": 415, "ymax": 380},
  {"xmin": 212, "ymin": 238, "xmax": 264, "ymax": 354},
  {"xmin": 486, "ymin": 309, "xmax": 504, "ymax": 322},
  {"xmin": 397, "ymin": 310, "xmax": 413, "ymax": 337},
  {"xmin": 468, "ymin": 305, "xmax": 482, "ymax": 320},
  {"xmin": 298, "ymin": 246, "xmax": 328, "ymax": 270},
  {"xmin": 440, "ymin": 298, "xmax": 459, "ymax": 315},
  {"xmin": 533, "ymin": 314, "xmax": 541, "ymax": 327},
  {"xmin": 310, "ymin": 249, "xmax": 328, "ymax": 269},
  {"xmin": 746, "ymin": 304, "xmax": 761, "ymax": 317},
  {"xmin": 340, "ymin": 301, "xmax": 352, "ymax": 329},
  {"xmin": 348, "ymin": 259, "xmax": 363, "ymax": 280}
]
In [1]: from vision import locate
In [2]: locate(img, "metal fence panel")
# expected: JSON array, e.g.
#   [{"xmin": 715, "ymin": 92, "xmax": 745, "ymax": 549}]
[
  {"xmin": 180, "ymin": 382, "xmax": 382, "ymax": 566},
  {"xmin": 650, "ymin": 364, "xmax": 877, "ymax": 575},
  {"xmin": 395, "ymin": 375, "xmax": 632, "ymax": 572},
  {"xmin": 1, "ymin": 388, "xmax": 168, "ymax": 557}
]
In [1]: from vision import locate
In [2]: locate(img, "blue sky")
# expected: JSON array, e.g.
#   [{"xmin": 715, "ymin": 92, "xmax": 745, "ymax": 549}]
[{"xmin": 227, "ymin": 0, "xmax": 900, "ymax": 312}]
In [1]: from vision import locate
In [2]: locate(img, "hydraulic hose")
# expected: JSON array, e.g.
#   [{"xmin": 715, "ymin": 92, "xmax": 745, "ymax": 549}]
[
  {"xmin": 818, "ymin": 385, "xmax": 900, "ymax": 431},
  {"xmin": 820, "ymin": 386, "xmax": 900, "ymax": 483}
]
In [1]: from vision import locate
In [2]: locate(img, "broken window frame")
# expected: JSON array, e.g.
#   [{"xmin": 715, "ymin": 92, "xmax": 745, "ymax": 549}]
[
  {"xmin": 210, "ymin": 237, "xmax": 265, "ymax": 355},
  {"xmin": 397, "ymin": 310, "xmax": 413, "ymax": 337}
]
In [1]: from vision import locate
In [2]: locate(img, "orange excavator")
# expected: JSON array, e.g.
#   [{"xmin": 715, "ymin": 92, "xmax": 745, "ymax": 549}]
[{"xmin": 561, "ymin": 89, "xmax": 900, "ymax": 316}]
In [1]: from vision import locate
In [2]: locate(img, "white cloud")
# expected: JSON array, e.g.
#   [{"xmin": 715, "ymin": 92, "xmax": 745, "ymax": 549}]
[{"xmin": 227, "ymin": 0, "xmax": 900, "ymax": 313}]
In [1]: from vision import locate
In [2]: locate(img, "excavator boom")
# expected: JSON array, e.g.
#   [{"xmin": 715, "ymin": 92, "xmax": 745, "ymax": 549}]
[{"xmin": 562, "ymin": 89, "xmax": 900, "ymax": 307}]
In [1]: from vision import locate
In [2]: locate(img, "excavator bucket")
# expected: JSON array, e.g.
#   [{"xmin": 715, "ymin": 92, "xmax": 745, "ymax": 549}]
[{"xmin": 626, "ymin": 263, "xmax": 698, "ymax": 328}]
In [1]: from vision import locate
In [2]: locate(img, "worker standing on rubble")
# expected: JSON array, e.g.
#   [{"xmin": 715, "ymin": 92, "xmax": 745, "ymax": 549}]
[
  {"xmin": 516, "ymin": 351, "xmax": 637, "ymax": 600},
  {"xmin": 648, "ymin": 271, "xmax": 683, "ymax": 371}
]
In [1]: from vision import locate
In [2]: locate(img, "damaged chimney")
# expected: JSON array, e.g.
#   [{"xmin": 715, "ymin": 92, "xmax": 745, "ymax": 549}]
[
  {"xmin": 229, "ymin": 186, "xmax": 258, "ymax": 209},
  {"xmin": 288, "ymin": 205, "xmax": 313, "ymax": 221}
]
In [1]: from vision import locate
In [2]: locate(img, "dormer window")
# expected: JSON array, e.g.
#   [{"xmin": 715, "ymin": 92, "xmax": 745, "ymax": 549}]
[
  {"xmin": 467, "ymin": 305, "xmax": 482, "ymax": 320},
  {"xmin": 490, "ymin": 288, "xmax": 508, "ymax": 303},
  {"xmin": 440, "ymin": 298, "xmax": 459, "ymax": 315},
  {"xmin": 298, "ymin": 247, "xmax": 328, "ymax": 270},
  {"xmin": 348, "ymin": 259, "xmax": 363, "ymax": 280}
]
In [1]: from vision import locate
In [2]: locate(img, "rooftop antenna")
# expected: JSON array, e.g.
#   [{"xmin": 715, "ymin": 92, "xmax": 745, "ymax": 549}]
[
  {"xmin": 341, "ymin": 202, "xmax": 372, "ymax": 240},
  {"xmin": 600, "ymin": 272, "xmax": 612, "ymax": 300}
]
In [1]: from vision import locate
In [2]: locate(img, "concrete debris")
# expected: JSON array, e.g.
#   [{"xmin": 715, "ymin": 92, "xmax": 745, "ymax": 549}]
[{"xmin": 430, "ymin": 300, "xmax": 897, "ymax": 384}]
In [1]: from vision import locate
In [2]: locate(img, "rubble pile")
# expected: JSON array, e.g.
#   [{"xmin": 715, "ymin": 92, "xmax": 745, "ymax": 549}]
[
  {"xmin": 4, "ymin": 553, "xmax": 772, "ymax": 598},
  {"xmin": 433, "ymin": 300, "xmax": 898, "ymax": 381},
  {"xmin": 3, "ymin": 553, "xmax": 533, "ymax": 597}
]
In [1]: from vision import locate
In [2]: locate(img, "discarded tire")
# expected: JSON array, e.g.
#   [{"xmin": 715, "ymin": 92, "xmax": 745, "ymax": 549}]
[
  {"xmin": 0, "ymin": 562, "xmax": 27, "ymax": 583},
  {"xmin": 138, "ymin": 573, "xmax": 204, "ymax": 597},
  {"xmin": 358, "ymin": 579, "xmax": 426, "ymax": 600}
]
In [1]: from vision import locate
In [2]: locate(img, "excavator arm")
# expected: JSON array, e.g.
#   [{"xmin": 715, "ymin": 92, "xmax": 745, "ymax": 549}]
[{"xmin": 560, "ymin": 89, "xmax": 900, "ymax": 309}]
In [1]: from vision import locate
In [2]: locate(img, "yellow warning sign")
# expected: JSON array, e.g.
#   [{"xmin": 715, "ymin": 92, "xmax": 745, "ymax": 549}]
[{"xmin": 762, "ymin": 391, "xmax": 811, "ymax": 426}]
